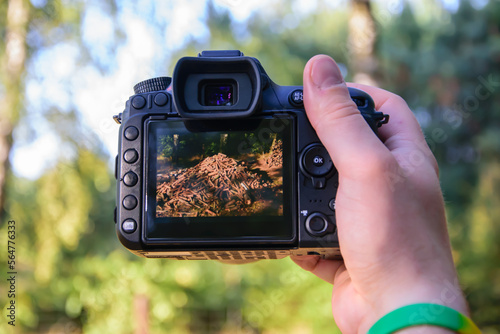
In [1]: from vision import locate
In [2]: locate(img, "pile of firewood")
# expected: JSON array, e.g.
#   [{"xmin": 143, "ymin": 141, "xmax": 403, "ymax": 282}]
[
  {"xmin": 156, "ymin": 153, "xmax": 273, "ymax": 217},
  {"xmin": 265, "ymin": 139, "xmax": 283, "ymax": 168}
]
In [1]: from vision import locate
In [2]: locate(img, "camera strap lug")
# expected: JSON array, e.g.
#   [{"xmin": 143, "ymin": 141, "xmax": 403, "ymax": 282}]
[
  {"xmin": 377, "ymin": 113, "xmax": 390, "ymax": 127},
  {"xmin": 113, "ymin": 113, "xmax": 122, "ymax": 124}
]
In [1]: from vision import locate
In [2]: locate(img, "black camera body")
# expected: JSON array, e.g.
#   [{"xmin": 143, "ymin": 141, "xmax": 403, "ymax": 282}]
[{"xmin": 114, "ymin": 50, "xmax": 388, "ymax": 262}]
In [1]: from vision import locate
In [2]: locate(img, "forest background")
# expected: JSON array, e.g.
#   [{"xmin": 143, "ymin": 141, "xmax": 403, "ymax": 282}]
[{"xmin": 1, "ymin": 0, "xmax": 499, "ymax": 333}]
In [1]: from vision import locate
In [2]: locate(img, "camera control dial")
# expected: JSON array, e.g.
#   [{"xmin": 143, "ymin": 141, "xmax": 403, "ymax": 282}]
[
  {"xmin": 305, "ymin": 212, "xmax": 335, "ymax": 237},
  {"xmin": 301, "ymin": 144, "xmax": 334, "ymax": 177},
  {"xmin": 133, "ymin": 77, "xmax": 172, "ymax": 94}
]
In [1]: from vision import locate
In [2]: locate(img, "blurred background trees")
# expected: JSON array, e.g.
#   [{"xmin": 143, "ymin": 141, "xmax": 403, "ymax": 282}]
[{"xmin": 1, "ymin": 0, "xmax": 499, "ymax": 333}]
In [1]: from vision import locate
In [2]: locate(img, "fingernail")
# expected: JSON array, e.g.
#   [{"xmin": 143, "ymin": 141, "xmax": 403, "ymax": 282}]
[{"xmin": 311, "ymin": 56, "xmax": 344, "ymax": 89}]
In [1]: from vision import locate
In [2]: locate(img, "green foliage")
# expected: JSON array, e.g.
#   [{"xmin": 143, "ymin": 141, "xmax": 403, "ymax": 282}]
[
  {"xmin": 1, "ymin": 149, "xmax": 117, "ymax": 332},
  {"xmin": 378, "ymin": 1, "xmax": 500, "ymax": 331},
  {"xmin": 456, "ymin": 160, "xmax": 500, "ymax": 326},
  {"xmin": 158, "ymin": 131, "xmax": 276, "ymax": 162},
  {"xmin": 158, "ymin": 135, "xmax": 180, "ymax": 158}
]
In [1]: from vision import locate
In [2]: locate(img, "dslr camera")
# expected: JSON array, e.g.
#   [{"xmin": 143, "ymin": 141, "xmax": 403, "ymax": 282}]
[{"xmin": 114, "ymin": 50, "xmax": 388, "ymax": 262}]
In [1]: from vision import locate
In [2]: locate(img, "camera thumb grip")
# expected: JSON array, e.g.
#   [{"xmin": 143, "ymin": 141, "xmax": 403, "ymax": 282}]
[{"xmin": 303, "ymin": 55, "xmax": 389, "ymax": 176}]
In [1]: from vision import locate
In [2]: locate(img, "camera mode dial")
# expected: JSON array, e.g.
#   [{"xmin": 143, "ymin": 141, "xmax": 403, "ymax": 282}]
[{"xmin": 133, "ymin": 77, "xmax": 172, "ymax": 94}]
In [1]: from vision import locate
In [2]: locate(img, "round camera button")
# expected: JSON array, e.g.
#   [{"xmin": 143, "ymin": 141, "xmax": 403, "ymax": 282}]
[
  {"xmin": 123, "ymin": 195, "xmax": 138, "ymax": 210},
  {"xmin": 122, "ymin": 219, "xmax": 137, "ymax": 233},
  {"xmin": 313, "ymin": 155, "xmax": 325, "ymax": 167},
  {"xmin": 289, "ymin": 89, "xmax": 304, "ymax": 106},
  {"xmin": 124, "ymin": 126, "xmax": 139, "ymax": 141},
  {"xmin": 309, "ymin": 216, "xmax": 325, "ymax": 231},
  {"xmin": 154, "ymin": 92, "xmax": 168, "ymax": 106},
  {"xmin": 123, "ymin": 171, "xmax": 138, "ymax": 187},
  {"xmin": 328, "ymin": 198, "xmax": 336, "ymax": 211},
  {"xmin": 305, "ymin": 212, "xmax": 330, "ymax": 237},
  {"xmin": 124, "ymin": 149, "xmax": 138, "ymax": 164},
  {"xmin": 302, "ymin": 145, "xmax": 333, "ymax": 177},
  {"xmin": 131, "ymin": 95, "xmax": 146, "ymax": 109}
]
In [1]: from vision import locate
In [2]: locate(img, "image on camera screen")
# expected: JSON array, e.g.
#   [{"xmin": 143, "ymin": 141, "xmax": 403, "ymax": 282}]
[{"xmin": 155, "ymin": 123, "xmax": 284, "ymax": 218}]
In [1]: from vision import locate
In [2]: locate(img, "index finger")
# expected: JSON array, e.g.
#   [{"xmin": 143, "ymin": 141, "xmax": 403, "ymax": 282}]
[
  {"xmin": 290, "ymin": 255, "xmax": 346, "ymax": 285},
  {"xmin": 347, "ymin": 83, "xmax": 427, "ymax": 149}
]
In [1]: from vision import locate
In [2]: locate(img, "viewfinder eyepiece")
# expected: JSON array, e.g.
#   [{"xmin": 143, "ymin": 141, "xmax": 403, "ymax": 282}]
[{"xmin": 172, "ymin": 54, "xmax": 261, "ymax": 118}]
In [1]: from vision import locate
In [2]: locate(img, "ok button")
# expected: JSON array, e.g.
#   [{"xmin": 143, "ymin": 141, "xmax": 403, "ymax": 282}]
[
  {"xmin": 301, "ymin": 144, "xmax": 334, "ymax": 177},
  {"xmin": 313, "ymin": 156, "xmax": 324, "ymax": 166}
]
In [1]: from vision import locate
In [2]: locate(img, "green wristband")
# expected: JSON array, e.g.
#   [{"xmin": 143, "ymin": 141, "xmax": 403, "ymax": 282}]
[{"xmin": 367, "ymin": 303, "xmax": 481, "ymax": 334}]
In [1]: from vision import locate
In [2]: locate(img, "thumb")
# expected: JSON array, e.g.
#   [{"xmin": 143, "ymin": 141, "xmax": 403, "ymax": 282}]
[{"xmin": 303, "ymin": 55, "xmax": 390, "ymax": 178}]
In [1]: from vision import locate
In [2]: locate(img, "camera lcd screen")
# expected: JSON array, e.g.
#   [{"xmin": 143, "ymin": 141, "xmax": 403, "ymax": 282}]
[{"xmin": 145, "ymin": 117, "xmax": 295, "ymax": 243}]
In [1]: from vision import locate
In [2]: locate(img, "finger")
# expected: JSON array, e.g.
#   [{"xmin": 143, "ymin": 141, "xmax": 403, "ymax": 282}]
[
  {"xmin": 290, "ymin": 255, "xmax": 346, "ymax": 285},
  {"xmin": 347, "ymin": 82, "xmax": 438, "ymax": 174},
  {"xmin": 346, "ymin": 83, "xmax": 426, "ymax": 148},
  {"xmin": 303, "ymin": 55, "xmax": 392, "ymax": 177}
]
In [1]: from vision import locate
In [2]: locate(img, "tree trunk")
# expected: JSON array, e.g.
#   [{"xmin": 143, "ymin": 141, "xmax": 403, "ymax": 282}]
[
  {"xmin": 348, "ymin": 0, "xmax": 378, "ymax": 86},
  {"xmin": 0, "ymin": 0, "xmax": 29, "ymax": 215},
  {"xmin": 220, "ymin": 133, "xmax": 228, "ymax": 154}
]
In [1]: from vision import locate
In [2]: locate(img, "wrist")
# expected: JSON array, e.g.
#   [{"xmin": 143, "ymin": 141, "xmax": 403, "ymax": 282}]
[
  {"xmin": 363, "ymin": 302, "xmax": 479, "ymax": 334},
  {"xmin": 396, "ymin": 327, "xmax": 456, "ymax": 334},
  {"xmin": 358, "ymin": 277, "xmax": 469, "ymax": 334}
]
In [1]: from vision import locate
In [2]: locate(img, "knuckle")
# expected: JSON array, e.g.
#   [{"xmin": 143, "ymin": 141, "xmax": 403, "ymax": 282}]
[
  {"xmin": 392, "ymin": 94, "xmax": 409, "ymax": 108},
  {"xmin": 306, "ymin": 83, "xmax": 361, "ymax": 131},
  {"xmin": 429, "ymin": 155, "xmax": 440, "ymax": 176},
  {"xmin": 312, "ymin": 100, "xmax": 361, "ymax": 133}
]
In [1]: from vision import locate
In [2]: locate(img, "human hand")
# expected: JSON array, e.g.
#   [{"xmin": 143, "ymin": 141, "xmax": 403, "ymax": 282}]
[{"xmin": 291, "ymin": 55, "xmax": 468, "ymax": 334}]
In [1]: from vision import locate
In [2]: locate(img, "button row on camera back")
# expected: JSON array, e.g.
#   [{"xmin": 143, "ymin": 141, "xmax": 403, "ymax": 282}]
[{"xmin": 131, "ymin": 92, "xmax": 169, "ymax": 110}]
